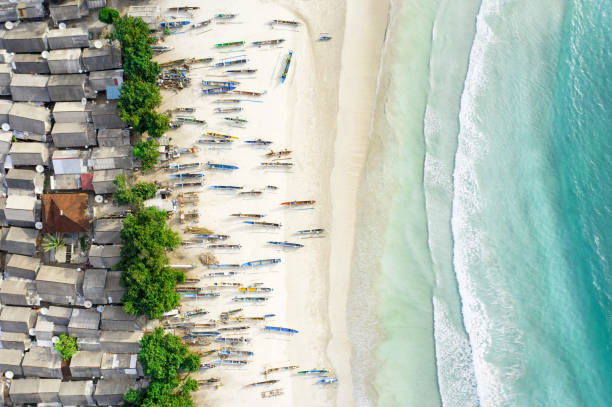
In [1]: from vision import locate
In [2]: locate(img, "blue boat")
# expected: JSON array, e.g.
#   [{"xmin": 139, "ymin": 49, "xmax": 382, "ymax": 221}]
[
  {"xmin": 317, "ymin": 377, "xmax": 338, "ymax": 384},
  {"xmin": 214, "ymin": 58, "xmax": 248, "ymax": 67},
  {"xmin": 168, "ymin": 173, "xmax": 205, "ymax": 179},
  {"xmin": 195, "ymin": 234, "xmax": 229, "ymax": 240},
  {"xmin": 233, "ymin": 297, "xmax": 267, "ymax": 302},
  {"xmin": 268, "ymin": 241, "xmax": 304, "ymax": 248},
  {"xmin": 208, "ymin": 264, "xmax": 240, "ymax": 269},
  {"xmin": 218, "ymin": 350, "xmax": 253, "ymax": 357},
  {"xmin": 281, "ymin": 51, "xmax": 293, "ymax": 83},
  {"xmin": 203, "ymin": 86, "xmax": 236, "ymax": 95},
  {"xmin": 206, "ymin": 271, "xmax": 238, "ymax": 277},
  {"xmin": 240, "ymin": 258, "xmax": 281, "ymax": 267},
  {"xmin": 202, "ymin": 80, "xmax": 239, "ymax": 87},
  {"xmin": 264, "ymin": 326, "xmax": 299, "ymax": 334},
  {"xmin": 207, "ymin": 161, "xmax": 238, "ymax": 170},
  {"xmin": 318, "ymin": 34, "xmax": 332, "ymax": 41},
  {"xmin": 189, "ymin": 331, "xmax": 220, "ymax": 337},
  {"xmin": 160, "ymin": 20, "xmax": 190, "ymax": 28},
  {"xmin": 209, "ymin": 185, "xmax": 243, "ymax": 190}
]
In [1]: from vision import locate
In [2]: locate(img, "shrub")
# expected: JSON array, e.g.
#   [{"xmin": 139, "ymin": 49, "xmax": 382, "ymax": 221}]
[
  {"xmin": 98, "ymin": 7, "xmax": 119, "ymax": 24},
  {"xmin": 42, "ymin": 233, "xmax": 64, "ymax": 253},
  {"xmin": 54, "ymin": 334, "xmax": 78, "ymax": 360}
]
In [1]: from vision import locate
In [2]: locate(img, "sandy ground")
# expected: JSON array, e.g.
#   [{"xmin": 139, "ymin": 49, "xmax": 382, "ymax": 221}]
[{"xmin": 146, "ymin": 0, "xmax": 389, "ymax": 405}]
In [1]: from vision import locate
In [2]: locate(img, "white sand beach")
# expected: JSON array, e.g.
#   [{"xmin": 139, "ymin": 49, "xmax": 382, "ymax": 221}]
[{"xmin": 150, "ymin": 0, "xmax": 389, "ymax": 405}]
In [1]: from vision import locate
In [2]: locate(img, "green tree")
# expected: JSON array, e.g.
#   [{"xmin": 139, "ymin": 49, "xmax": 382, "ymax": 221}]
[
  {"xmin": 98, "ymin": 7, "xmax": 119, "ymax": 24},
  {"xmin": 42, "ymin": 233, "xmax": 64, "ymax": 252},
  {"xmin": 143, "ymin": 112, "xmax": 169, "ymax": 138},
  {"xmin": 54, "ymin": 334, "xmax": 78, "ymax": 360},
  {"xmin": 113, "ymin": 174, "xmax": 157, "ymax": 206},
  {"xmin": 132, "ymin": 182, "xmax": 157, "ymax": 200},
  {"xmin": 118, "ymin": 80, "xmax": 161, "ymax": 128},
  {"xmin": 133, "ymin": 139, "xmax": 160, "ymax": 171}
]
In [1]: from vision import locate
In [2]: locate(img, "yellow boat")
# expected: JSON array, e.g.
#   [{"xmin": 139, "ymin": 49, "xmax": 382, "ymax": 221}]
[{"xmin": 205, "ymin": 131, "xmax": 238, "ymax": 140}]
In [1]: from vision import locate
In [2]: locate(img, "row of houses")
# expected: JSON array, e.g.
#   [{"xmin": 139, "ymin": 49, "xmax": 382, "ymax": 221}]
[{"xmin": 0, "ymin": 0, "xmax": 108, "ymax": 24}]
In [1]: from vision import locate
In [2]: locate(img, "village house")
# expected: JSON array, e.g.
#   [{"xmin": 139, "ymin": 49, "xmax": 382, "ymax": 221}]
[
  {"xmin": 8, "ymin": 102, "xmax": 51, "ymax": 135},
  {"xmin": 5, "ymin": 253, "xmax": 40, "ymax": 280},
  {"xmin": 88, "ymin": 244, "xmax": 121, "ymax": 268},
  {"xmin": 0, "ymin": 305, "xmax": 36, "ymax": 333},
  {"xmin": 21, "ymin": 346, "xmax": 63, "ymax": 378},
  {"xmin": 41, "ymin": 193, "xmax": 89, "ymax": 233},
  {"xmin": 83, "ymin": 268, "xmax": 107, "ymax": 304},
  {"xmin": 1, "ymin": 226, "xmax": 39, "ymax": 256},
  {"xmin": 9, "ymin": 141, "xmax": 50, "ymax": 166},
  {"xmin": 5, "ymin": 168, "xmax": 44, "ymax": 195},
  {"xmin": 59, "ymin": 380, "xmax": 96, "ymax": 406},
  {"xmin": 9, "ymin": 378, "xmax": 61, "ymax": 405},
  {"xmin": 93, "ymin": 218, "xmax": 122, "ymax": 244}
]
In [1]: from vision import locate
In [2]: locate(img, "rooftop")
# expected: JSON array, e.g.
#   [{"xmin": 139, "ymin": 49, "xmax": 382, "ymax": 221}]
[{"xmin": 42, "ymin": 193, "xmax": 89, "ymax": 233}]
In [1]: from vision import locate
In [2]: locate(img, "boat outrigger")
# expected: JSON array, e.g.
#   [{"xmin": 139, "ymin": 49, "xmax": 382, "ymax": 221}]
[
  {"xmin": 198, "ymin": 138, "xmax": 233, "ymax": 145},
  {"xmin": 281, "ymin": 51, "xmax": 293, "ymax": 83},
  {"xmin": 195, "ymin": 233, "xmax": 230, "ymax": 240},
  {"xmin": 238, "ymin": 190, "xmax": 262, "ymax": 196},
  {"xmin": 208, "ymin": 244, "xmax": 241, "ymax": 249},
  {"xmin": 215, "ymin": 336, "xmax": 250, "ymax": 344},
  {"xmin": 214, "ymin": 98, "xmax": 242, "ymax": 103},
  {"xmin": 176, "ymin": 116, "xmax": 206, "ymax": 124},
  {"xmin": 166, "ymin": 162, "xmax": 200, "ymax": 170},
  {"xmin": 232, "ymin": 90, "xmax": 265, "ymax": 96},
  {"xmin": 263, "ymin": 365, "xmax": 298, "ymax": 375},
  {"xmin": 168, "ymin": 107, "xmax": 196, "ymax": 113},
  {"xmin": 224, "ymin": 116, "xmax": 247, "ymax": 124},
  {"xmin": 207, "ymin": 161, "xmax": 239, "ymax": 170},
  {"xmin": 168, "ymin": 173, "xmax": 205, "ymax": 179},
  {"xmin": 268, "ymin": 241, "xmax": 304, "ymax": 248},
  {"xmin": 297, "ymin": 369, "xmax": 329, "ymax": 375},
  {"xmin": 281, "ymin": 200, "xmax": 316, "ymax": 206},
  {"xmin": 215, "ymin": 13, "xmax": 237, "ymax": 19}
]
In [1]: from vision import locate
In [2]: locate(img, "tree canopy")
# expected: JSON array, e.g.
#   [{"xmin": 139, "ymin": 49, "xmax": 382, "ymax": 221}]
[
  {"xmin": 113, "ymin": 174, "xmax": 157, "ymax": 206},
  {"xmin": 123, "ymin": 328, "xmax": 200, "ymax": 407},
  {"xmin": 98, "ymin": 7, "xmax": 119, "ymax": 24},
  {"xmin": 54, "ymin": 334, "xmax": 78, "ymax": 360},
  {"xmin": 133, "ymin": 139, "xmax": 160, "ymax": 171}
]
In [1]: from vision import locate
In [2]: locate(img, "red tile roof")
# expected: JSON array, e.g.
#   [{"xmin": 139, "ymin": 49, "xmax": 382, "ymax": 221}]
[{"xmin": 42, "ymin": 193, "xmax": 89, "ymax": 233}]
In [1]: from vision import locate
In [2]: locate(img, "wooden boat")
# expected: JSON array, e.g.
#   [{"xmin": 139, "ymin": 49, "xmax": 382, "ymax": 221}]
[
  {"xmin": 207, "ymin": 161, "xmax": 239, "ymax": 170},
  {"xmin": 214, "ymin": 107, "xmax": 243, "ymax": 113},
  {"xmin": 319, "ymin": 33, "xmax": 333, "ymax": 41},
  {"xmin": 212, "ymin": 282, "xmax": 242, "ymax": 288},
  {"xmin": 178, "ymin": 195, "xmax": 199, "ymax": 204},
  {"xmin": 206, "ymin": 271, "xmax": 238, "ymax": 277},
  {"xmin": 209, "ymin": 264, "xmax": 241, "ymax": 269},
  {"xmin": 219, "ymin": 349, "xmax": 254, "ymax": 357},
  {"xmin": 214, "ymin": 98, "xmax": 242, "ymax": 103},
  {"xmin": 206, "ymin": 131, "xmax": 238, "ymax": 139},
  {"xmin": 232, "ymin": 297, "xmax": 267, "ymax": 302},
  {"xmin": 181, "ymin": 309, "xmax": 208, "ymax": 318},
  {"xmin": 224, "ymin": 116, "xmax": 247, "ymax": 124},
  {"xmin": 184, "ymin": 278, "xmax": 200, "ymax": 284},
  {"xmin": 168, "ymin": 107, "xmax": 196, "ymax": 113},
  {"xmin": 267, "ymin": 185, "xmax": 279, "ymax": 190},
  {"xmin": 245, "ymin": 139, "xmax": 273, "ymax": 145},
  {"xmin": 202, "ymin": 80, "xmax": 239, "ymax": 87},
  {"xmin": 317, "ymin": 377, "xmax": 338, "ymax": 384},
  {"xmin": 185, "ymin": 226, "xmax": 214, "ymax": 234},
  {"xmin": 264, "ymin": 326, "xmax": 299, "ymax": 334},
  {"xmin": 195, "ymin": 233, "xmax": 230, "ymax": 240},
  {"xmin": 214, "ymin": 41, "xmax": 245, "ymax": 48},
  {"xmin": 272, "ymin": 19, "xmax": 300, "ymax": 26},
  {"xmin": 168, "ymin": 172, "xmax": 205, "ymax": 179},
  {"xmin": 281, "ymin": 200, "xmax": 315, "ymax": 206},
  {"xmin": 202, "ymin": 86, "xmax": 236, "ymax": 94},
  {"xmin": 297, "ymin": 228, "xmax": 326, "ymax": 235},
  {"xmin": 169, "ymin": 121, "xmax": 182, "ymax": 129},
  {"xmin": 160, "ymin": 20, "xmax": 190, "ymax": 28},
  {"xmin": 219, "ymin": 309, "xmax": 242, "ymax": 318},
  {"xmin": 263, "ymin": 365, "xmax": 298, "ymax": 375},
  {"xmin": 240, "ymin": 258, "xmax": 281, "ymax": 267},
  {"xmin": 183, "ymin": 337, "xmax": 211, "ymax": 346},
  {"xmin": 266, "ymin": 149, "xmax": 292, "ymax": 157},
  {"xmin": 226, "ymin": 69, "xmax": 258, "ymax": 74},
  {"xmin": 297, "ymin": 369, "xmax": 329, "ymax": 375},
  {"xmin": 176, "ymin": 116, "xmax": 206, "ymax": 124},
  {"xmin": 215, "ymin": 336, "xmax": 250, "ymax": 344},
  {"xmin": 152, "ymin": 45, "xmax": 174, "ymax": 53},
  {"xmin": 252, "ymin": 39, "xmax": 285, "ymax": 46},
  {"xmin": 243, "ymin": 221, "xmax": 281, "ymax": 228},
  {"xmin": 198, "ymin": 138, "xmax": 233, "ymax": 145},
  {"xmin": 238, "ymin": 287, "xmax": 273, "ymax": 293},
  {"xmin": 191, "ymin": 20, "xmax": 211, "ymax": 29},
  {"xmin": 200, "ymin": 363, "xmax": 216, "ymax": 370},
  {"xmin": 198, "ymin": 378, "xmax": 221, "ymax": 385},
  {"xmin": 232, "ymin": 90, "xmax": 265, "ymax": 96},
  {"xmin": 214, "ymin": 359, "xmax": 248, "ymax": 365},
  {"xmin": 166, "ymin": 162, "xmax": 200, "ymax": 170},
  {"xmin": 173, "ymin": 180, "xmax": 205, "ymax": 188},
  {"xmin": 210, "ymin": 185, "xmax": 243, "ymax": 190},
  {"xmin": 215, "ymin": 13, "xmax": 237, "ymax": 19},
  {"xmin": 268, "ymin": 241, "xmax": 304, "ymax": 248},
  {"xmin": 185, "ymin": 331, "xmax": 220, "ymax": 337},
  {"xmin": 261, "ymin": 389, "xmax": 284, "ymax": 398},
  {"xmin": 238, "ymin": 190, "xmax": 262, "ymax": 196},
  {"xmin": 246, "ymin": 379, "xmax": 279, "ymax": 388},
  {"xmin": 168, "ymin": 6, "xmax": 199, "ymax": 12},
  {"xmin": 214, "ymin": 59, "xmax": 248, "ymax": 67},
  {"xmin": 208, "ymin": 244, "xmax": 241, "ymax": 249},
  {"xmin": 217, "ymin": 325, "xmax": 250, "ymax": 332},
  {"xmin": 281, "ymin": 51, "xmax": 293, "ymax": 83},
  {"xmin": 231, "ymin": 213, "xmax": 265, "ymax": 218},
  {"xmin": 261, "ymin": 162, "xmax": 293, "ymax": 167}
]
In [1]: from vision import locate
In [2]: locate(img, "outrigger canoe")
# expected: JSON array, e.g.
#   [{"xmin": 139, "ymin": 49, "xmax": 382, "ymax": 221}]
[
  {"xmin": 281, "ymin": 51, "xmax": 293, "ymax": 83},
  {"xmin": 268, "ymin": 241, "xmax": 304, "ymax": 248},
  {"xmin": 281, "ymin": 200, "xmax": 315, "ymax": 206}
]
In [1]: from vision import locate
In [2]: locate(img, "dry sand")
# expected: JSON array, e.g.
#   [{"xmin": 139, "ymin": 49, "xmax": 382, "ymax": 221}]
[{"xmin": 148, "ymin": 0, "xmax": 389, "ymax": 405}]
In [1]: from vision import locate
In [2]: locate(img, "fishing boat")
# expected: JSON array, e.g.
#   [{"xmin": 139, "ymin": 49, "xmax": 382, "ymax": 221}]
[
  {"xmin": 214, "ymin": 98, "xmax": 242, "ymax": 103},
  {"xmin": 264, "ymin": 326, "xmax": 299, "ymax": 334},
  {"xmin": 226, "ymin": 69, "xmax": 258, "ymax": 74},
  {"xmin": 185, "ymin": 226, "xmax": 214, "ymax": 234},
  {"xmin": 267, "ymin": 185, "xmax": 279, "ymax": 190},
  {"xmin": 232, "ymin": 90, "xmax": 265, "ymax": 96},
  {"xmin": 210, "ymin": 185, "xmax": 243, "ymax": 190},
  {"xmin": 168, "ymin": 172, "xmax": 205, "ymax": 179},
  {"xmin": 176, "ymin": 116, "xmax": 206, "ymax": 124},
  {"xmin": 297, "ymin": 369, "xmax": 329, "ymax": 375},
  {"xmin": 238, "ymin": 190, "xmax": 262, "ymax": 196},
  {"xmin": 152, "ymin": 45, "xmax": 174, "ymax": 53},
  {"xmin": 215, "ymin": 13, "xmax": 237, "ymax": 19},
  {"xmin": 215, "ymin": 336, "xmax": 250, "ymax": 344},
  {"xmin": 214, "ymin": 107, "xmax": 243, "ymax": 113},
  {"xmin": 243, "ymin": 221, "xmax": 281, "ymax": 228},
  {"xmin": 263, "ymin": 366, "xmax": 299, "ymax": 375},
  {"xmin": 209, "ymin": 264, "xmax": 241, "ymax": 269},
  {"xmin": 168, "ymin": 107, "xmax": 196, "ymax": 113},
  {"xmin": 202, "ymin": 86, "xmax": 236, "ymax": 95},
  {"xmin": 319, "ymin": 33, "xmax": 333, "ymax": 41},
  {"xmin": 181, "ymin": 309, "xmax": 208, "ymax": 318},
  {"xmin": 252, "ymin": 39, "xmax": 285, "ymax": 46},
  {"xmin": 208, "ymin": 244, "xmax": 241, "ymax": 249},
  {"xmin": 224, "ymin": 116, "xmax": 248, "ymax": 124},
  {"xmin": 217, "ymin": 325, "xmax": 249, "ymax": 332},
  {"xmin": 166, "ymin": 162, "xmax": 200, "ymax": 170},
  {"xmin": 238, "ymin": 287, "xmax": 273, "ymax": 293},
  {"xmin": 198, "ymin": 377, "xmax": 221, "ymax": 385},
  {"xmin": 281, "ymin": 200, "xmax": 316, "ymax": 206},
  {"xmin": 160, "ymin": 20, "xmax": 190, "ymax": 28},
  {"xmin": 173, "ymin": 180, "xmax": 205, "ymax": 188},
  {"xmin": 261, "ymin": 389, "xmax": 284, "ymax": 398},
  {"xmin": 168, "ymin": 6, "xmax": 200, "ymax": 12},
  {"xmin": 198, "ymin": 138, "xmax": 233, "ymax": 145},
  {"xmin": 207, "ymin": 161, "xmax": 239, "ymax": 170},
  {"xmin": 266, "ymin": 149, "xmax": 292, "ymax": 157},
  {"xmin": 233, "ymin": 297, "xmax": 268, "ymax": 302},
  {"xmin": 195, "ymin": 233, "xmax": 230, "ymax": 240},
  {"xmin": 205, "ymin": 131, "xmax": 238, "ymax": 139},
  {"xmin": 214, "ymin": 41, "xmax": 245, "ymax": 48},
  {"xmin": 261, "ymin": 162, "xmax": 294, "ymax": 167},
  {"xmin": 169, "ymin": 121, "xmax": 183, "ymax": 128},
  {"xmin": 231, "ymin": 213, "xmax": 265, "ymax": 218},
  {"xmin": 268, "ymin": 241, "xmax": 304, "ymax": 248},
  {"xmin": 214, "ymin": 59, "xmax": 248, "ymax": 67},
  {"xmin": 272, "ymin": 19, "xmax": 300, "ymax": 26},
  {"xmin": 213, "ymin": 282, "xmax": 242, "ymax": 288},
  {"xmin": 184, "ymin": 278, "xmax": 200, "ymax": 284},
  {"xmin": 196, "ymin": 292, "xmax": 221, "ymax": 298},
  {"xmin": 202, "ymin": 80, "xmax": 239, "ymax": 87},
  {"xmin": 240, "ymin": 258, "xmax": 281, "ymax": 267},
  {"xmin": 191, "ymin": 19, "xmax": 212, "ymax": 29},
  {"xmin": 214, "ymin": 359, "xmax": 248, "ymax": 365},
  {"xmin": 317, "ymin": 377, "xmax": 338, "ymax": 384},
  {"xmin": 185, "ymin": 331, "xmax": 220, "ymax": 337},
  {"xmin": 219, "ymin": 349, "xmax": 254, "ymax": 357},
  {"xmin": 220, "ymin": 308, "xmax": 242, "ymax": 318},
  {"xmin": 246, "ymin": 380, "xmax": 279, "ymax": 387},
  {"xmin": 245, "ymin": 139, "xmax": 273, "ymax": 145},
  {"xmin": 206, "ymin": 271, "xmax": 238, "ymax": 277},
  {"xmin": 297, "ymin": 228, "xmax": 326, "ymax": 235},
  {"xmin": 200, "ymin": 363, "xmax": 216, "ymax": 370},
  {"xmin": 281, "ymin": 51, "xmax": 293, "ymax": 83}
]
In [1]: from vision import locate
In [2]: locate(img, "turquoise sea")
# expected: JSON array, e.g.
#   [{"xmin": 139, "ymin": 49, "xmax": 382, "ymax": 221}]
[{"xmin": 349, "ymin": 0, "xmax": 611, "ymax": 406}]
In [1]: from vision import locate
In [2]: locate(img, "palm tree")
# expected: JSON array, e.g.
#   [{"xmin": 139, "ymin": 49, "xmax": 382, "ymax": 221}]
[{"xmin": 42, "ymin": 233, "xmax": 64, "ymax": 252}]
